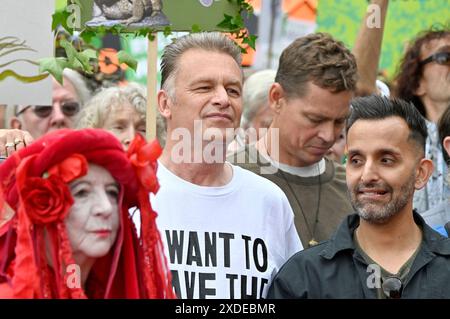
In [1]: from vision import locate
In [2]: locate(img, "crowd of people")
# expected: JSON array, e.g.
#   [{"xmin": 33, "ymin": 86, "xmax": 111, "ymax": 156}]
[{"xmin": 0, "ymin": 0, "xmax": 449, "ymax": 299}]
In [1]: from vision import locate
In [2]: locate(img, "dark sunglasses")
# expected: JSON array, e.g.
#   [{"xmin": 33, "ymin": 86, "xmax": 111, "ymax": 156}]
[
  {"xmin": 382, "ymin": 276, "xmax": 403, "ymax": 299},
  {"xmin": 16, "ymin": 102, "xmax": 80, "ymax": 118},
  {"xmin": 420, "ymin": 51, "xmax": 450, "ymax": 66}
]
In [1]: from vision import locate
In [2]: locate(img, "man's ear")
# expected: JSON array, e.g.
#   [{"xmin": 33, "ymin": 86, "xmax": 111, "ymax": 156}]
[
  {"xmin": 414, "ymin": 158, "xmax": 434, "ymax": 190},
  {"xmin": 268, "ymin": 83, "xmax": 285, "ymax": 114},
  {"xmin": 157, "ymin": 90, "xmax": 172, "ymax": 120},
  {"xmin": 10, "ymin": 117, "xmax": 22, "ymax": 129},
  {"xmin": 443, "ymin": 136, "xmax": 450, "ymax": 158}
]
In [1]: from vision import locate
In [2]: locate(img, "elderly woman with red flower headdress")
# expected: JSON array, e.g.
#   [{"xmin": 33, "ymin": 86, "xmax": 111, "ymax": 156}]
[{"xmin": 0, "ymin": 128, "xmax": 175, "ymax": 299}]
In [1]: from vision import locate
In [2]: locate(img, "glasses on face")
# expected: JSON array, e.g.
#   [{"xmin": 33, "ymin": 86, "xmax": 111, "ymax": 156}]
[
  {"xmin": 420, "ymin": 51, "xmax": 450, "ymax": 66},
  {"xmin": 382, "ymin": 276, "xmax": 403, "ymax": 299},
  {"xmin": 15, "ymin": 102, "xmax": 80, "ymax": 118}
]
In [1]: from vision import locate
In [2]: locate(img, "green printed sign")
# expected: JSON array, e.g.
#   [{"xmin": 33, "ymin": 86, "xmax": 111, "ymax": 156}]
[
  {"xmin": 316, "ymin": 0, "xmax": 449, "ymax": 79},
  {"xmin": 76, "ymin": 0, "xmax": 240, "ymax": 31}
]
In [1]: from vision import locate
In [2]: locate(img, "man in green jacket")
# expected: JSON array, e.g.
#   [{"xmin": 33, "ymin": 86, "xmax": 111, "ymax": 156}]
[{"xmin": 267, "ymin": 95, "xmax": 450, "ymax": 299}]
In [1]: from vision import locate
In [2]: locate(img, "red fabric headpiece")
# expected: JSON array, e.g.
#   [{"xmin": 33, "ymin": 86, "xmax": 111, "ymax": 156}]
[{"xmin": 0, "ymin": 129, "xmax": 175, "ymax": 299}]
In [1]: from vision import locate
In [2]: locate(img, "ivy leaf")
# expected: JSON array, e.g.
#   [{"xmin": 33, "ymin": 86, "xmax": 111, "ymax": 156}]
[
  {"xmin": 231, "ymin": 0, "xmax": 254, "ymax": 13},
  {"xmin": 138, "ymin": 28, "xmax": 150, "ymax": 37},
  {"xmin": 61, "ymin": 10, "xmax": 74, "ymax": 35},
  {"xmin": 52, "ymin": 10, "xmax": 73, "ymax": 34},
  {"xmin": 38, "ymin": 57, "xmax": 69, "ymax": 83},
  {"xmin": 67, "ymin": 58, "xmax": 84, "ymax": 71},
  {"xmin": 191, "ymin": 24, "xmax": 201, "ymax": 33},
  {"xmin": 60, "ymin": 39, "xmax": 78, "ymax": 62},
  {"xmin": 242, "ymin": 35, "xmax": 257, "ymax": 51},
  {"xmin": 82, "ymin": 49, "xmax": 98, "ymax": 60},
  {"xmin": 230, "ymin": 14, "xmax": 244, "ymax": 29},
  {"xmin": 112, "ymin": 24, "xmax": 125, "ymax": 34},
  {"xmin": 117, "ymin": 50, "xmax": 137, "ymax": 72},
  {"xmin": 96, "ymin": 26, "xmax": 107, "ymax": 38},
  {"xmin": 60, "ymin": 39, "xmax": 93, "ymax": 73},
  {"xmin": 240, "ymin": 1, "xmax": 254, "ymax": 13},
  {"xmin": 80, "ymin": 30, "xmax": 96, "ymax": 44},
  {"xmin": 217, "ymin": 14, "xmax": 234, "ymax": 29},
  {"xmin": 76, "ymin": 53, "xmax": 92, "ymax": 73},
  {"xmin": 52, "ymin": 11, "xmax": 64, "ymax": 31},
  {"xmin": 163, "ymin": 26, "xmax": 172, "ymax": 37}
]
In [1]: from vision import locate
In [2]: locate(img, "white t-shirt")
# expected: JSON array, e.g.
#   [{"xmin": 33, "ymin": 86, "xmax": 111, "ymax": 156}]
[{"xmin": 151, "ymin": 162, "xmax": 302, "ymax": 299}]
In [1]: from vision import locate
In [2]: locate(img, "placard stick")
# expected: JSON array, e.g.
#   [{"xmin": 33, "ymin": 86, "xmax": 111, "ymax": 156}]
[{"xmin": 146, "ymin": 34, "xmax": 158, "ymax": 141}]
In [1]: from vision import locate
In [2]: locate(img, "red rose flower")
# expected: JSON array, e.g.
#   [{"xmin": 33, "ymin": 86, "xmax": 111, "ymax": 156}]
[{"xmin": 21, "ymin": 175, "xmax": 74, "ymax": 225}]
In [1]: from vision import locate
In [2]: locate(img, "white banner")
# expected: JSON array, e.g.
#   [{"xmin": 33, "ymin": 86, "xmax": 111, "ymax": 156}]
[{"xmin": 0, "ymin": 0, "xmax": 53, "ymax": 105}]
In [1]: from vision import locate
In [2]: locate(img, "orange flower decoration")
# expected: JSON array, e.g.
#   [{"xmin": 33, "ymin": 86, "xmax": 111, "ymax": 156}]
[{"xmin": 98, "ymin": 48, "xmax": 128, "ymax": 75}]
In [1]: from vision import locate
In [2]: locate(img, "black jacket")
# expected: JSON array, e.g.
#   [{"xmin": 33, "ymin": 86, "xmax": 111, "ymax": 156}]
[{"xmin": 267, "ymin": 212, "xmax": 450, "ymax": 298}]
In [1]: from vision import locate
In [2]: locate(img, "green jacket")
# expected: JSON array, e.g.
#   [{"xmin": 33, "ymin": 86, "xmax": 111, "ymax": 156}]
[{"xmin": 267, "ymin": 212, "xmax": 450, "ymax": 299}]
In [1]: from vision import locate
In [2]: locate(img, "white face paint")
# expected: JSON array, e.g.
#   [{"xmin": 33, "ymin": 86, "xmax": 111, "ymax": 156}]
[{"xmin": 65, "ymin": 164, "xmax": 120, "ymax": 262}]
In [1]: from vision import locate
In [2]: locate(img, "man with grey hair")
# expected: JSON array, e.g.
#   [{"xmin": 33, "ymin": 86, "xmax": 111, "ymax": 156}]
[
  {"xmin": 11, "ymin": 69, "xmax": 90, "ymax": 138},
  {"xmin": 151, "ymin": 32, "xmax": 302, "ymax": 299},
  {"xmin": 0, "ymin": 69, "xmax": 90, "ymax": 157}
]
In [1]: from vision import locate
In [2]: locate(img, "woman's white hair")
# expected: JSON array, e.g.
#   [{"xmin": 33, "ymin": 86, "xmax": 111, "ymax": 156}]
[
  {"xmin": 76, "ymin": 83, "xmax": 147, "ymax": 129},
  {"xmin": 63, "ymin": 69, "xmax": 91, "ymax": 106},
  {"xmin": 241, "ymin": 69, "xmax": 276, "ymax": 129}
]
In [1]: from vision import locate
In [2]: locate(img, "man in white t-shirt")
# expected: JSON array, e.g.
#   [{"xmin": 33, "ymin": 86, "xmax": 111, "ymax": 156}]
[{"xmin": 151, "ymin": 32, "xmax": 302, "ymax": 299}]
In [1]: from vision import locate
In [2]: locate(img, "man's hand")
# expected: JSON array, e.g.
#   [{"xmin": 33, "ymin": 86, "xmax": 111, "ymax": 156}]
[{"xmin": 0, "ymin": 129, "xmax": 34, "ymax": 158}]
